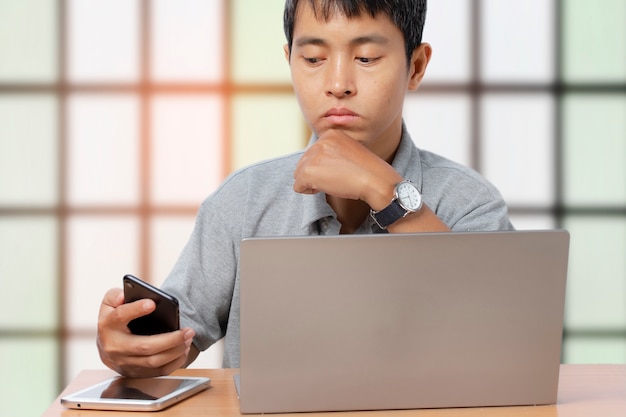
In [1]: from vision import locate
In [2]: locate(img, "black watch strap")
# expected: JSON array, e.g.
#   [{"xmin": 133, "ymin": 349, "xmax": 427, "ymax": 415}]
[{"xmin": 370, "ymin": 200, "xmax": 406, "ymax": 229}]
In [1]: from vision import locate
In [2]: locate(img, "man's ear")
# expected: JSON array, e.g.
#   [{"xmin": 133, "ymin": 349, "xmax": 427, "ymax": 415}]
[
  {"xmin": 283, "ymin": 44, "xmax": 291, "ymax": 63},
  {"xmin": 407, "ymin": 43, "xmax": 432, "ymax": 91}
]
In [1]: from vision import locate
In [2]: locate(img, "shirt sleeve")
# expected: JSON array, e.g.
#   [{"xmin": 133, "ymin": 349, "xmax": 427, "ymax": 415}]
[{"xmin": 160, "ymin": 175, "xmax": 246, "ymax": 352}]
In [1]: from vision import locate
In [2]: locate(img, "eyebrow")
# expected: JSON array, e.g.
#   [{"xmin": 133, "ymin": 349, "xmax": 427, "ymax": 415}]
[{"xmin": 294, "ymin": 34, "xmax": 389, "ymax": 49}]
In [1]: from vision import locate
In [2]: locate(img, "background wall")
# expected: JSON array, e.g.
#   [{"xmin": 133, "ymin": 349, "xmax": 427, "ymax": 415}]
[{"xmin": 1, "ymin": 0, "xmax": 625, "ymax": 415}]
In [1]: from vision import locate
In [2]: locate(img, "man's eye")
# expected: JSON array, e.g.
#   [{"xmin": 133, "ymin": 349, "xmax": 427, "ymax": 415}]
[
  {"xmin": 304, "ymin": 57, "xmax": 322, "ymax": 64},
  {"xmin": 356, "ymin": 57, "xmax": 379, "ymax": 64}
]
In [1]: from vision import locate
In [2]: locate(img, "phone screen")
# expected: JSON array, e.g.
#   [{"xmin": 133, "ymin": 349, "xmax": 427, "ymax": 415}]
[
  {"xmin": 86, "ymin": 377, "xmax": 186, "ymax": 400},
  {"xmin": 123, "ymin": 274, "xmax": 180, "ymax": 335}
]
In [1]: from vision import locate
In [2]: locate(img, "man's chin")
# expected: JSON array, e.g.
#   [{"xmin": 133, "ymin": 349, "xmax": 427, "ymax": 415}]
[{"xmin": 315, "ymin": 126, "xmax": 362, "ymax": 140}]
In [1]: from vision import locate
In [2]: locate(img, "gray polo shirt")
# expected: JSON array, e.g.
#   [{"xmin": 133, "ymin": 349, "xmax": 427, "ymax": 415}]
[{"xmin": 162, "ymin": 125, "xmax": 513, "ymax": 367}]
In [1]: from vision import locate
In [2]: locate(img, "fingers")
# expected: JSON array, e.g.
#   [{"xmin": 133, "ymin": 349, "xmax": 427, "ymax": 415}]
[
  {"xmin": 135, "ymin": 329, "xmax": 195, "ymax": 375},
  {"xmin": 98, "ymin": 326, "xmax": 195, "ymax": 377},
  {"xmin": 294, "ymin": 136, "xmax": 343, "ymax": 194},
  {"xmin": 108, "ymin": 329, "xmax": 195, "ymax": 377}
]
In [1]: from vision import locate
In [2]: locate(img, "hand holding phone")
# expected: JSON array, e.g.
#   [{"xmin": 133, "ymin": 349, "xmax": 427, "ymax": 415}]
[{"xmin": 123, "ymin": 274, "xmax": 180, "ymax": 335}]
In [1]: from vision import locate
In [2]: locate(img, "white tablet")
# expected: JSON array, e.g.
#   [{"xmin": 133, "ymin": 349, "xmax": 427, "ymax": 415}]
[{"xmin": 60, "ymin": 375, "xmax": 211, "ymax": 411}]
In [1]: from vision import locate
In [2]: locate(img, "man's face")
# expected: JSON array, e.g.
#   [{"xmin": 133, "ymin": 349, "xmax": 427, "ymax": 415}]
[{"xmin": 286, "ymin": 2, "xmax": 427, "ymax": 159}]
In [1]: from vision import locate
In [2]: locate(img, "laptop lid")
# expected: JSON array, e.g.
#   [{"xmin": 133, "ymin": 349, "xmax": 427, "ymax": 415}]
[{"xmin": 239, "ymin": 230, "xmax": 569, "ymax": 414}]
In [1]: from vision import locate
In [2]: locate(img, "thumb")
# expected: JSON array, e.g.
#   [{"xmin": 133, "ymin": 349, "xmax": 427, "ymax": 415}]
[
  {"xmin": 99, "ymin": 288, "xmax": 156, "ymax": 326},
  {"xmin": 102, "ymin": 288, "xmax": 125, "ymax": 308}
]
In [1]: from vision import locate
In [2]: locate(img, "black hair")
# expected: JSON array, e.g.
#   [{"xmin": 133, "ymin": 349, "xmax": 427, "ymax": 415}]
[{"xmin": 283, "ymin": 0, "xmax": 427, "ymax": 64}]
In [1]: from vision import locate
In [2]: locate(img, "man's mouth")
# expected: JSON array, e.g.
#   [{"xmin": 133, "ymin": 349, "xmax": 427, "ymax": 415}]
[{"xmin": 323, "ymin": 108, "xmax": 360, "ymax": 124}]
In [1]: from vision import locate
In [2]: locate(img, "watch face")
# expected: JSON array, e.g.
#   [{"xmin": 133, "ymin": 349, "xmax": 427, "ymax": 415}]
[{"xmin": 396, "ymin": 181, "xmax": 422, "ymax": 211}]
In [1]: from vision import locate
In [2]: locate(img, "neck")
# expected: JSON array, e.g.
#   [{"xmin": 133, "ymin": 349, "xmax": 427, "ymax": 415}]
[{"xmin": 326, "ymin": 195, "xmax": 371, "ymax": 234}]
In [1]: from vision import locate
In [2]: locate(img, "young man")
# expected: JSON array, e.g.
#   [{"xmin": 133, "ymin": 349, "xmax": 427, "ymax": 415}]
[{"xmin": 97, "ymin": 0, "xmax": 513, "ymax": 377}]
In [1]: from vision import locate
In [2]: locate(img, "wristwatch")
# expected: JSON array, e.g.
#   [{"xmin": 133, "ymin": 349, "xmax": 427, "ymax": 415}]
[{"xmin": 370, "ymin": 180, "xmax": 423, "ymax": 229}]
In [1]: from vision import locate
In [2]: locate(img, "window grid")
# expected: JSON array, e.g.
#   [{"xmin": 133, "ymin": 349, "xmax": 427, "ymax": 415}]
[{"xmin": 0, "ymin": 0, "xmax": 625, "ymax": 403}]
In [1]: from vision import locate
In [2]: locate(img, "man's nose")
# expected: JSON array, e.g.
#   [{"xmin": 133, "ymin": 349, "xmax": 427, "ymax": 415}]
[{"xmin": 325, "ymin": 57, "xmax": 356, "ymax": 98}]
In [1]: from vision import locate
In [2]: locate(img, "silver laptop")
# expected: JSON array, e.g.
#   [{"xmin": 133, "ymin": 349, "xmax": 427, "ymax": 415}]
[{"xmin": 238, "ymin": 230, "xmax": 569, "ymax": 414}]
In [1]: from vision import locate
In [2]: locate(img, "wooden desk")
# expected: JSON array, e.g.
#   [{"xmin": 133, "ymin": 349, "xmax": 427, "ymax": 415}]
[{"xmin": 43, "ymin": 365, "xmax": 626, "ymax": 417}]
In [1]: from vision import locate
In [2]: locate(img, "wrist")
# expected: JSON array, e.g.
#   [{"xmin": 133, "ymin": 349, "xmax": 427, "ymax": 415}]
[
  {"xmin": 363, "ymin": 173, "xmax": 403, "ymax": 211},
  {"xmin": 369, "ymin": 179, "xmax": 423, "ymax": 230}
]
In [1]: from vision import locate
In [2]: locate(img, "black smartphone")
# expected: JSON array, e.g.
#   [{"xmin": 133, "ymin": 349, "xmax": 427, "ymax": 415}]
[{"xmin": 123, "ymin": 274, "xmax": 180, "ymax": 335}]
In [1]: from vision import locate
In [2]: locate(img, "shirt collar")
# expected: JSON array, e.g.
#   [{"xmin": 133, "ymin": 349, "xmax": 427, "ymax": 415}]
[{"xmin": 300, "ymin": 192, "xmax": 335, "ymax": 230}]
